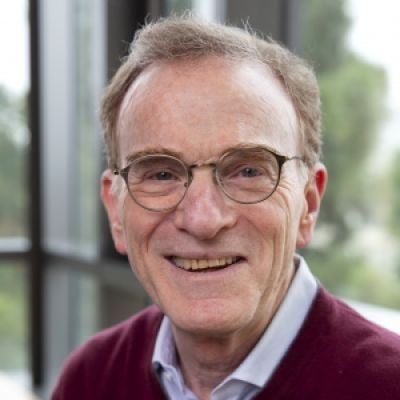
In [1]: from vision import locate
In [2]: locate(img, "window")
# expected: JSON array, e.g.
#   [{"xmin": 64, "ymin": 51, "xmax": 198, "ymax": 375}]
[
  {"xmin": 38, "ymin": 0, "xmax": 107, "ymax": 393},
  {"xmin": 0, "ymin": 262, "xmax": 29, "ymax": 382},
  {"xmin": 0, "ymin": 0, "xmax": 29, "ymax": 240},
  {"xmin": 299, "ymin": 0, "xmax": 400, "ymax": 311},
  {"xmin": 0, "ymin": 0, "xmax": 31, "ymax": 388},
  {"xmin": 163, "ymin": 0, "xmax": 225, "ymax": 21},
  {"xmin": 74, "ymin": 0, "xmax": 104, "ymax": 257}
]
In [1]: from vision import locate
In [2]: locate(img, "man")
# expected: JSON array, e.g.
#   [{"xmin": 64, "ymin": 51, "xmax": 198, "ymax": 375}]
[{"xmin": 52, "ymin": 16, "xmax": 400, "ymax": 400}]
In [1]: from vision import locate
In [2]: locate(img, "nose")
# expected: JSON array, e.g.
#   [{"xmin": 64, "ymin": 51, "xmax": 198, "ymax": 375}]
[{"xmin": 173, "ymin": 169, "xmax": 236, "ymax": 240}]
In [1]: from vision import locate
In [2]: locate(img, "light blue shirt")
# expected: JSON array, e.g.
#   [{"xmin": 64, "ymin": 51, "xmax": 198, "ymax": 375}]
[{"xmin": 152, "ymin": 255, "xmax": 318, "ymax": 400}]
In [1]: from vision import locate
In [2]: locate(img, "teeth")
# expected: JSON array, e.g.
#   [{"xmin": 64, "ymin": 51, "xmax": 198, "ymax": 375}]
[
  {"xmin": 198, "ymin": 260, "xmax": 208, "ymax": 269},
  {"xmin": 172, "ymin": 256, "xmax": 239, "ymax": 271},
  {"xmin": 184, "ymin": 259, "xmax": 192, "ymax": 270}
]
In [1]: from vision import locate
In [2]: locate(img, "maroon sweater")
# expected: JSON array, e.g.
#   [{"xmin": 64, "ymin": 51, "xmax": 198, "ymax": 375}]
[{"xmin": 52, "ymin": 287, "xmax": 400, "ymax": 399}]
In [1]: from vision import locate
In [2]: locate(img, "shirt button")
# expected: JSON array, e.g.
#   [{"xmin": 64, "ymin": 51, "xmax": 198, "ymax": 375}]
[{"xmin": 164, "ymin": 371, "xmax": 173, "ymax": 381}]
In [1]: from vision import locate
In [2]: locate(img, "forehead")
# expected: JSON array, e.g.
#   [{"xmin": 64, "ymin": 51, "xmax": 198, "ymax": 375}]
[{"xmin": 117, "ymin": 56, "xmax": 299, "ymax": 163}]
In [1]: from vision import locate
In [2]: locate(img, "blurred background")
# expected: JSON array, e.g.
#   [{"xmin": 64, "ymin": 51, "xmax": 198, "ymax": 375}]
[{"xmin": 0, "ymin": 0, "xmax": 399, "ymax": 398}]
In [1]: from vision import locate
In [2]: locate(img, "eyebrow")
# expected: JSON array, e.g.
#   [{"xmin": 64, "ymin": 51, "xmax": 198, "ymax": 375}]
[
  {"xmin": 124, "ymin": 147, "xmax": 186, "ymax": 164},
  {"xmin": 123, "ymin": 143, "xmax": 285, "ymax": 165},
  {"xmin": 223, "ymin": 143, "xmax": 281, "ymax": 154}
]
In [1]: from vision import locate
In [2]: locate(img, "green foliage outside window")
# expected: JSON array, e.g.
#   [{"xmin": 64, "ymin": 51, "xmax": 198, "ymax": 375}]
[
  {"xmin": 300, "ymin": 0, "xmax": 400, "ymax": 308},
  {"xmin": 0, "ymin": 86, "xmax": 27, "ymax": 237},
  {"xmin": 0, "ymin": 86, "xmax": 29, "ymax": 370},
  {"xmin": 0, "ymin": 263, "xmax": 27, "ymax": 371},
  {"xmin": 388, "ymin": 152, "xmax": 400, "ymax": 278}
]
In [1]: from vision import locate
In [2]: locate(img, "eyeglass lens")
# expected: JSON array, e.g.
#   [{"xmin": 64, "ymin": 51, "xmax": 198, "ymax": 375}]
[{"xmin": 125, "ymin": 149, "xmax": 281, "ymax": 211}]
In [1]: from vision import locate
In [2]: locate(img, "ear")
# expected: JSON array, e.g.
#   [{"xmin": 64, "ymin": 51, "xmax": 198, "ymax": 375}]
[
  {"xmin": 100, "ymin": 169, "xmax": 127, "ymax": 255},
  {"xmin": 296, "ymin": 162, "xmax": 328, "ymax": 249}
]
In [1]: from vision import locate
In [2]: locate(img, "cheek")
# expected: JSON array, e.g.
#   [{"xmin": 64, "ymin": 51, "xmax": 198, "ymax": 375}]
[
  {"xmin": 121, "ymin": 207, "xmax": 161, "ymax": 295},
  {"xmin": 254, "ymin": 195, "xmax": 301, "ymax": 280},
  {"xmin": 250, "ymin": 198, "xmax": 290, "ymax": 235},
  {"xmin": 253, "ymin": 191, "xmax": 302, "ymax": 250},
  {"xmin": 120, "ymin": 199, "xmax": 162, "ymax": 259}
]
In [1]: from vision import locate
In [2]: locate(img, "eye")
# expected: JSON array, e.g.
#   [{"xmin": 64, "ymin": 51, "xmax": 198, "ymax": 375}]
[
  {"xmin": 224, "ymin": 163, "xmax": 267, "ymax": 180},
  {"xmin": 148, "ymin": 170, "xmax": 176, "ymax": 181},
  {"xmin": 130, "ymin": 156, "xmax": 186, "ymax": 184},
  {"xmin": 238, "ymin": 166, "xmax": 262, "ymax": 178}
]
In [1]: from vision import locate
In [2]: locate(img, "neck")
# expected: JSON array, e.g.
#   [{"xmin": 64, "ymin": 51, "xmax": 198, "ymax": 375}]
[
  {"xmin": 170, "ymin": 261, "xmax": 296, "ymax": 399},
  {"xmin": 174, "ymin": 331, "xmax": 257, "ymax": 399},
  {"xmin": 171, "ymin": 299, "xmax": 277, "ymax": 399}
]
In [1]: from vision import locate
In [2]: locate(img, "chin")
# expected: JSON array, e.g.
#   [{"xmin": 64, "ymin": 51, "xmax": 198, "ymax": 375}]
[{"xmin": 166, "ymin": 299, "xmax": 253, "ymax": 338}]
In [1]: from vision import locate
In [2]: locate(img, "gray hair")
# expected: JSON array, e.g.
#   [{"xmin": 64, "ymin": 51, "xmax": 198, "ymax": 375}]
[{"xmin": 101, "ymin": 16, "xmax": 321, "ymax": 170}]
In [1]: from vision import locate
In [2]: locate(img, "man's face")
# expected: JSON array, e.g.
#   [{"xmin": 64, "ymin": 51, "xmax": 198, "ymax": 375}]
[{"xmin": 102, "ymin": 57, "xmax": 323, "ymax": 339}]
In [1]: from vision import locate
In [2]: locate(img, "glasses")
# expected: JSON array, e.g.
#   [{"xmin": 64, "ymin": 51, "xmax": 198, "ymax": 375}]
[{"xmin": 113, "ymin": 146, "xmax": 304, "ymax": 212}]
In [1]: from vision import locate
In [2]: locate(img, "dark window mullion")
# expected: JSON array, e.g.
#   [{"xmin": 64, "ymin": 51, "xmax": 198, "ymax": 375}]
[{"xmin": 29, "ymin": 0, "xmax": 43, "ymax": 388}]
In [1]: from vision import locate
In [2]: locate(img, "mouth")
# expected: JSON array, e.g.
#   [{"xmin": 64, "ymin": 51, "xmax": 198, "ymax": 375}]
[{"xmin": 167, "ymin": 256, "xmax": 244, "ymax": 272}]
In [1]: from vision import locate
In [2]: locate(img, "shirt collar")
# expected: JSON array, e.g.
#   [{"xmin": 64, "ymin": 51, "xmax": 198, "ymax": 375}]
[
  {"xmin": 152, "ymin": 310, "xmax": 177, "ymax": 372},
  {"xmin": 152, "ymin": 255, "xmax": 318, "ymax": 391}
]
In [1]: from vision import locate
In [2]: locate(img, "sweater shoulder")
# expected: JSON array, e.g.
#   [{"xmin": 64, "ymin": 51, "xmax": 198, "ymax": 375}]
[
  {"xmin": 298, "ymin": 288, "xmax": 400, "ymax": 396},
  {"xmin": 320, "ymin": 289, "xmax": 400, "ymax": 379},
  {"xmin": 318, "ymin": 288, "xmax": 400, "ymax": 357},
  {"xmin": 261, "ymin": 288, "xmax": 400, "ymax": 399}
]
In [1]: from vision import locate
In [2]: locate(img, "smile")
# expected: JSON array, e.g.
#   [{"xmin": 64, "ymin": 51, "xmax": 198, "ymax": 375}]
[{"xmin": 169, "ymin": 256, "xmax": 242, "ymax": 271}]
